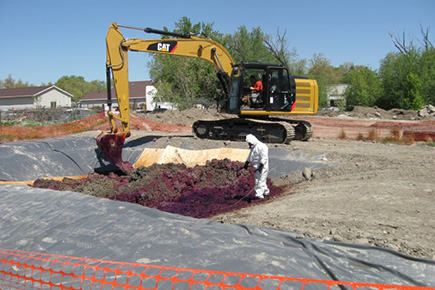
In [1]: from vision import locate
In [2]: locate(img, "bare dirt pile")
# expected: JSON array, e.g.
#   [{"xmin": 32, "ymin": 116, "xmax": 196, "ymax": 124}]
[
  {"xmin": 132, "ymin": 107, "xmax": 231, "ymax": 126},
  {"xmin": 317, "ymin": 105, "xmax": 435, "ymax": 120},
  {"xmin": 32, "ymin": 159, "xmax": 287, "ymax": 219},
  {"xmin": 135, "ymin": 105, "xmax": 435, "ymax": 124}
]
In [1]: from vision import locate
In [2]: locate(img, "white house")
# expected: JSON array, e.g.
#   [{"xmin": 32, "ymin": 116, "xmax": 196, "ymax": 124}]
[
  {"xmin": 80, "ymin": 81, "xmax": 176, "ymax": 111},
  {"xmin": 327, "ymin": 84, "xmax": 348, "ymax": 108},
  {"xmin": 145, "ymin": 84, "xmax": 177, "ymax": 111},
  {"xmin": 0, "ymin": 86, "xmax": 72, "ymax": 109}
]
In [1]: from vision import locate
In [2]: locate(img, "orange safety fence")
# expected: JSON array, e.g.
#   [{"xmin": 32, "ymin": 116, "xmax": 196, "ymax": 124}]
[
  {"xmin": 0, "ymin": 249, "xmax": 433, "ymax": 290},
  {"xmin": 0, "ymin": 112, "xmax": 191, "ymax": 142}
]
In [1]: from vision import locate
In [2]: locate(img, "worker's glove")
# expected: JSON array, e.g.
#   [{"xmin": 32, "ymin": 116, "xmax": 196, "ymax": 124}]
[
  {"xmin": 255, "ymin": 163, "xmax": 264, "ymax": 173},
  {"xmin": 244, "ymin": 161, "xmax": 250, "ymax": 170}
]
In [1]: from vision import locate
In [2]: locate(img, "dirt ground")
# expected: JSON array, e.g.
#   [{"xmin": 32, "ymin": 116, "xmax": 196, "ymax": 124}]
[
  {"xmin": 211, "ymin": 138, "xmax": 435, "ymax": 260},
  {"xmin": 110, "ymin": 130, "xmax": 432, "ymax": 260},
  {"xmin": 128, "ymin": 107, "xmax": 435, "ymax": 260}
]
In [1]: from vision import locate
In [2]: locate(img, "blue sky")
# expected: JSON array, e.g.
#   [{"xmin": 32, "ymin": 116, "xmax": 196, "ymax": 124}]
[{"xmin": 1, "ymin": 0, "xmax": 434, "ymax": 86}]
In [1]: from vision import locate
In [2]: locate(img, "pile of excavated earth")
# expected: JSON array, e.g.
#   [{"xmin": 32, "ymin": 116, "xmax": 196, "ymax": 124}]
[
  {"xmin": 32, "ymin": 159, "xmax": 286, "ymax": 218},
  {"xmin": 136, "ymin": 104, "xmax": 435, "ymax": 125}
]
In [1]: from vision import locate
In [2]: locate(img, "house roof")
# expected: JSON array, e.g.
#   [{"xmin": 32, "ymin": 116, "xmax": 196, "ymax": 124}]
[
  {"xmin": 81, "ymin": 81, "xmax": 154, "ymax": 101},
  {"xmin": 0, "ymin": 86, "xmax": 73, "ymax": 98}
]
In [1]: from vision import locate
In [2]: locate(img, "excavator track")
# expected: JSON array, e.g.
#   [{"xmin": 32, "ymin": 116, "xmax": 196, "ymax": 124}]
[
  {"xmin": 278, "ymin": 119, "xmax": 313, "ymax": 141},
  {"xmin": 296, "ymin": 120, "xmax": 313, "ymax": 141},
  {"xmin": 192, "ymin": 118, "xmax": 312, "ymax": 144}
]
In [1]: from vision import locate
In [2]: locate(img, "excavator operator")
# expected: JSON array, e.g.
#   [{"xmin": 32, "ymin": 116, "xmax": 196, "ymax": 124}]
[
  {"xmin": 242, "ymin": 75, "xmax": 264, "ymax": 108},
  {"xmin": 249, "ymin": 75, "xmax": 263, "ymax": 107},
  {"xmin": 249, "ymin": 75, "xmax": 263, "ymax": 93}
]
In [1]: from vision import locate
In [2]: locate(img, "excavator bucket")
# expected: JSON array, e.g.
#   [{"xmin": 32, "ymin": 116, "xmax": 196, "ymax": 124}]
[{"xmin": 96, "ymin": 131, "xmax": 134, "ymax": 173}]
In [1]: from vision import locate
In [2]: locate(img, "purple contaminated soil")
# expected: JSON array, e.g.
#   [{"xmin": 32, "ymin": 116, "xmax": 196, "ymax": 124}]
[{"xmin": 32, "ymin": 159, "xmax": 288, "ymax": 218}]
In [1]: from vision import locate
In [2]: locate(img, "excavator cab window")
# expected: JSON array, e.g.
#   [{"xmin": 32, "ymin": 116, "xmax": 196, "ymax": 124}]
[
  {"xmin": 227, "ymin": 64, "xmax": 295, "ymax": 114},
  {"xmin": 228, "ymin": 66, "xmax": 242, "ymax": 112},
  {"xmin": 268, "ymin": 68, "xmax": 293, "ymax": 111},
  {"xmin": 238, "ymin": 68, "xmax": 267, "ymax": 110}
]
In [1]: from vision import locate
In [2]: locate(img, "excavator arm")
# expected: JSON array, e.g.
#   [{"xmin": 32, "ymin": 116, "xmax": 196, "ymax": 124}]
[{"xmin": 98, "ymin": 23, "xmax": 235, "ymax": 172}]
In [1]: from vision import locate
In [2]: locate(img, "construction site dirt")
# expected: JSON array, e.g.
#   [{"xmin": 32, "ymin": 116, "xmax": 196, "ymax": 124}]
[{"xmin": 4, "ymin": 106, "xmax": 435, "ymax": 260}]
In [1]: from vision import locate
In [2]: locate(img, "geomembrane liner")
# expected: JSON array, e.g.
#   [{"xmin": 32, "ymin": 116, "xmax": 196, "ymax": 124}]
[
  {"xmin": 0, "ymin": 184, "xmax": 434, "ymax": 286},
  {"xmin": 0, "ymin": 137, "xmax": 434, "ymax": 286}
]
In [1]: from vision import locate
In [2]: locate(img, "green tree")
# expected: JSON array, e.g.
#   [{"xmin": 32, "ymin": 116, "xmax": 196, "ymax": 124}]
[
  {"xmin": 263, "ymin": 28, "xmax": 307, "ymax": 75},
  {"xmin": 337, "ymin": 62, "xmax": 354, "ymax": 82},
  {"xmin": 149, "ymin": 18, "xmax": 224, "ymax": 109},
  {"xmin": 419, "ymin": 48, "xmax": 435, "ymax": 105},
  {"xmin": 308, "ymin": 53, "xmax": 343, "ymax": 107},
  {"xmin": 378, "ymin": 26, "xmax": 434, "ymax": 109},
  {"xmin": 343, "ymin": 66, "xmax": 382, "ymax": 109},
  {"xmin": 225, "ymin": 26, "xmax": 276, "ymax": 64},
  {"xmin": 55, "ymin": 75, "xmax": 105, "ymax": 103},
  {"xmin": 0, "ymin": 74, "xmax": 33, "ymax": 89},
  {"xmin": 401, "ymin": 72, "xmax": 423, "ymax": 110},
  {"xmin": 378, "ymin": 49, "xmax": 420, "ymax": 109}
]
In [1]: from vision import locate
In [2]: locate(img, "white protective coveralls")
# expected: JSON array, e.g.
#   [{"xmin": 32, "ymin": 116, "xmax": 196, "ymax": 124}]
[{"xmin": 245, "ymin": 134, "xmax": 270, "ymax": 198}]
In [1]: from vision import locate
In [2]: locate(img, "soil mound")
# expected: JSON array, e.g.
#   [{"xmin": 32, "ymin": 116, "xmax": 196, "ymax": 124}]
[
  {"xmin": 318, "ymin": 105, "xmax": 435, "ymax": 120},
  {"xmin": 133, "ymin": 108, "xmax": 231, "ymax": 127},
  {"xmin": 32, "ymin": 159, "xmax": 286, "ymax": 218}
]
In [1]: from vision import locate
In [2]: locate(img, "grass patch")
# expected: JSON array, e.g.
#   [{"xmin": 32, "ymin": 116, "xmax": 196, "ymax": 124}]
[
  {"xmin": 356, "ymin": 133, "xmax": 366, "ymax": 141},
  {"xmin": 382, "ymin": 136, "xmax": 415, "ymax": 145},
  {"xmin": 355, "ymin": 128, "xmax": 429, "ymax": 146},
  {"xmin": 382, "ymin": 130, "xmax": 415, "ymax": 145}
]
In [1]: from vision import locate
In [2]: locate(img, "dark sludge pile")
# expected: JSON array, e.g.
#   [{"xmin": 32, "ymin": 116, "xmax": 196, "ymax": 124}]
[{"xmin": 32, "ymin": 159, "xmax": 288, "ymax": 218}]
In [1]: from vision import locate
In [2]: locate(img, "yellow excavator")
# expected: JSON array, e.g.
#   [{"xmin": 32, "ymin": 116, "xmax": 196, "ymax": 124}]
[{"xmin": 97, "ymin": 23, "xmax": 318, "ymax": 172}]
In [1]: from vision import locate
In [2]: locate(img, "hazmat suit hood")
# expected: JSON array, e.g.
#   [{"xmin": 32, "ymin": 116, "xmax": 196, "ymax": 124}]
[{"xmin": 245, "ymin": 134, "xmax": 260, "ymax": 146}]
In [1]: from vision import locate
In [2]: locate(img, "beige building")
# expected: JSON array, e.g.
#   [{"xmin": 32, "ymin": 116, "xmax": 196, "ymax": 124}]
[
  {"xmin": 327, "ymin": 84, "xmax": 348, "ymax": 108},
  {"xmin": 0, "ymin": 86, "xmax": 73, "ymax": 109}
]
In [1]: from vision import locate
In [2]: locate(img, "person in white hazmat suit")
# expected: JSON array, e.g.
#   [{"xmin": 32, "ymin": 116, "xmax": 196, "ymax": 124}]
[{"xmin": 244, "ymin": 134, "xmax": 270, "ymax": 199}]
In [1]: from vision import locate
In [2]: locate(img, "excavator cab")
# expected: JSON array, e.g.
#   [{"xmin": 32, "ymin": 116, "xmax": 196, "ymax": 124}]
[{"xmin": 226, "ymin": 63, "xmax": 296, "ymax": 116}]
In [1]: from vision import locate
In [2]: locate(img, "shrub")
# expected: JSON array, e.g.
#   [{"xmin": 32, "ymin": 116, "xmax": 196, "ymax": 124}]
[{"xmin": 338, "ymin": 130, "xmax": 347, "ymax": 139}]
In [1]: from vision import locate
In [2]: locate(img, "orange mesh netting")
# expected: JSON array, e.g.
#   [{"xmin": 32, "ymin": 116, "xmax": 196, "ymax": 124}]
[
  {"xmin": 0, "ymin": 249, "xmax": 432, "ymax": 290},
  {"xmin": 0, "ymin": 112, "xmax": 191, "ymax": 142}
]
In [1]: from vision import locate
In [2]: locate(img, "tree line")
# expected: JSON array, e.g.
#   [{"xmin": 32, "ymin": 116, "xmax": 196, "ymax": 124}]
[
  {"xmin": 344, "ymin": 27, "xmax": 434, "ymax": 110},
  {"xmin": 1, "ymin": 17, "xmax": 433, "ymax": 111}
]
